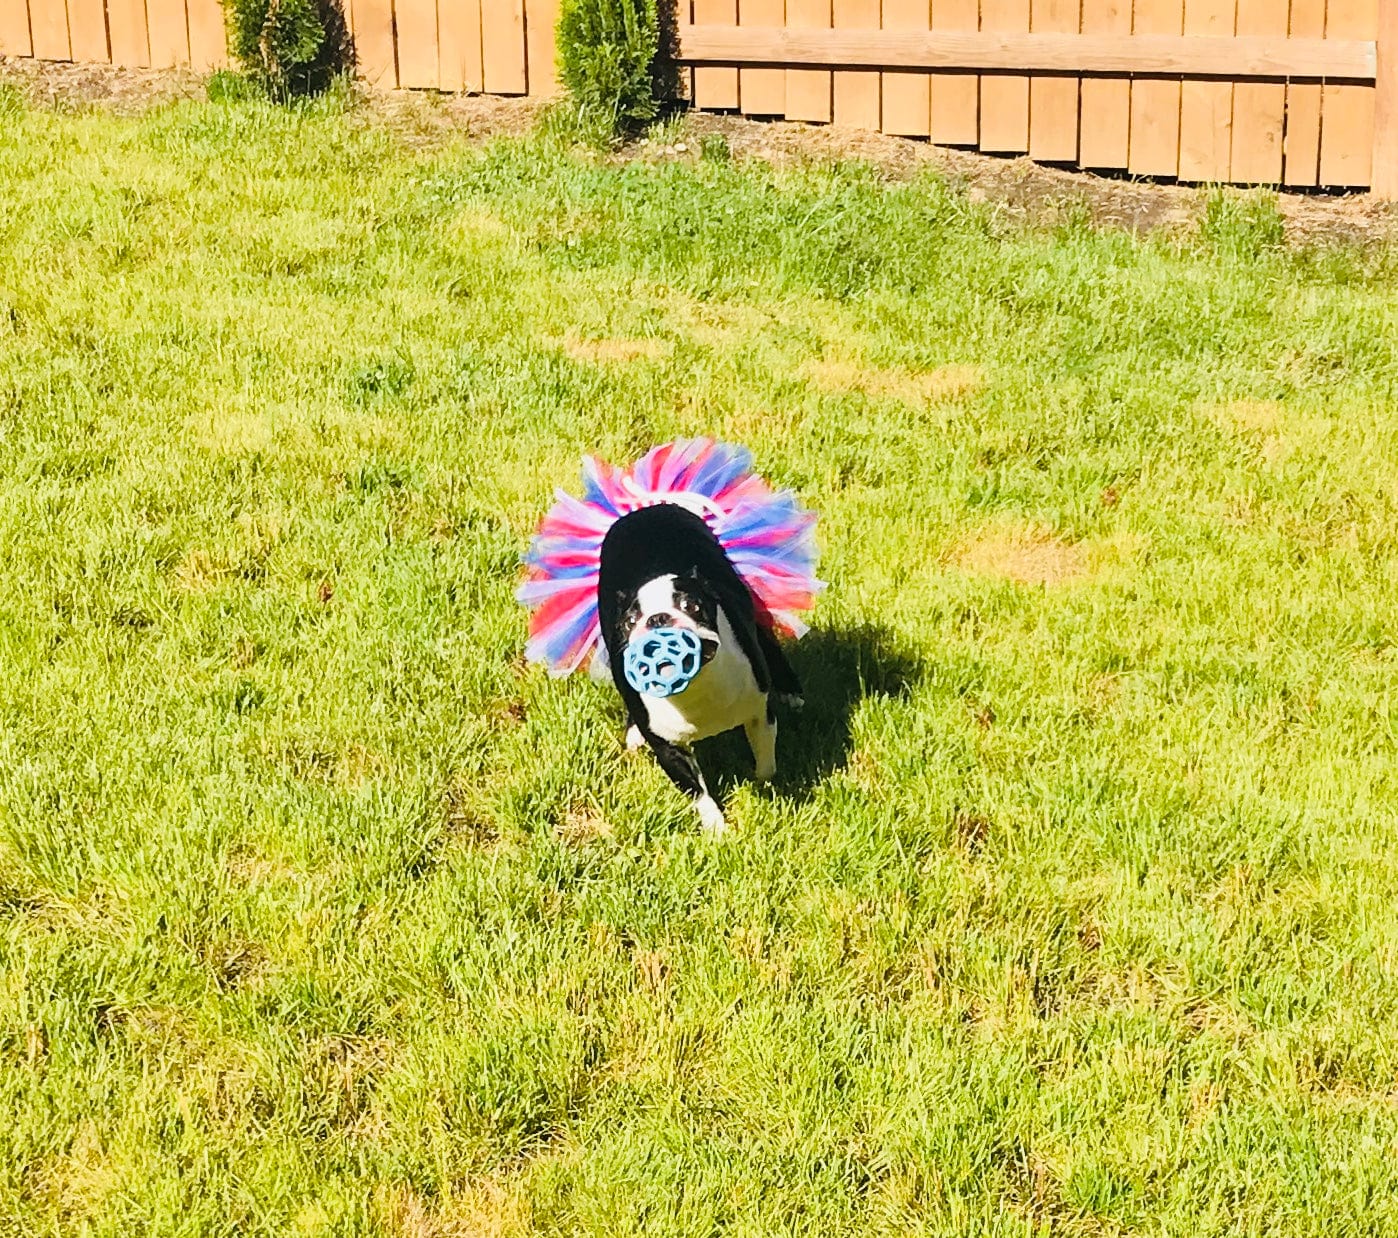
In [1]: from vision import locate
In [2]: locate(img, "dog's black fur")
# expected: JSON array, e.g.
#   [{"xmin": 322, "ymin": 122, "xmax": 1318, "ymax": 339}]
[{"xmin": 597, "ymin": 503, "xmax": 801, "ymax": 813}]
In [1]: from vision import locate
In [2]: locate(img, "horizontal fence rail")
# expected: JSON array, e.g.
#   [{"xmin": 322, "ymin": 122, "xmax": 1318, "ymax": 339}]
[{"xmin": 676, "ymin": 27, "xmax": 1378, "ymax": 80}]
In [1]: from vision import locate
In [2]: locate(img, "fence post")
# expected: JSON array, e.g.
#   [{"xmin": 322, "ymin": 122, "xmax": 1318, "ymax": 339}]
[{"xmin": 1376, "ymin": 0, "xmax": 1398, "ymax": 196}]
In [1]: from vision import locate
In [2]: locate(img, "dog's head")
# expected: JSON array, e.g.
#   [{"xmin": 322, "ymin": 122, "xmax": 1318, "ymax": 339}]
[{"xmin": 618, "ymin": 573, "xmax": 722, "ymax": 665}]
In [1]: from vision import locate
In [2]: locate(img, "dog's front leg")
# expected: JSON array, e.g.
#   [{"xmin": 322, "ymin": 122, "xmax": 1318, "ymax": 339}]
[{"xmin": 643, "ymin": 731, "xmax": 727, "ymax": 834}]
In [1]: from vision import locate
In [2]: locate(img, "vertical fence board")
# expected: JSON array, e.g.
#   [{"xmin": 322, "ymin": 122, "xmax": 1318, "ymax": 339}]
[
  {"xmin": 525, "ymin": 0, "xmax": 560, "ymax": 95},
  {"xmin": 787, "ymin": 0, "xmax": 832, "ymax": 120},
  {"xmin": 145, "ymin": 0, "xmax": 189, "ymax": 65},
  {"xmin": 739, "ymin": 0, "xmax": 786, "ymax": 115},
  {"xmin": 396, "ymin": 0, "xmax": 441, "ymax": 86},
  {"xmin": 1375, "ymin": 0, "xmax": 1398, "ymax": 194},
  {"xmin": 67, "ymin": 0, "xmax": 109, "ymax": 62},
  {"xmin": 1129, "ymin": 0, "xmax": 1184, "ymax": 174},
  {"xmin": 1178, "ymin": 0, "xmax": 1234, "ymax": 180},
  {"xmin": 440, "ymin": 0, "xmax": 483, "ymax": 90},
  {"xmin": 0, "ymin": 0, "xmax": 33, "ymax": 57},
  {"xmin": 1320, "ymin": 0, "xmax": 1377, "ymax": 184},
  {"xmin": 882, "ymin": 0, "xmax": 930, "ymax": 136},
  {"xmin": 1078, "ymin": 0, "xmax": 1130, "ymax": 164},
  {"xmin": 931, "ymin": 0, "xmax": 980, "ymax": 143},
  {"xmin": 694, "ymin": 0, "xmax": 740, "ymax": 109},
  {"xmin": 1029, "ymin": 0, "xmax": 1080, "ymax": 160},
  {"xmin": 1284, "ymin": 0, "xmax": 1325, "ymax": 182},
  {"xmin": 1284, "ymin": 82, "xmax": 1324, "ymax": 183},
  {"xmin": 1230, "ymin": 0, "xmax": 1284, "ymax": 181},
  {"xmin": 981, "ymin": 0, "xmax": 1031, "ymax": 151},
  {"xmin": 833, "ymin": 0, "xmax": 881, "ymax": 128},
  {"xmin": 352, "ymin": 0, "xmax": 398, "ymax": 85},
  {"xmin": 30, "ymin": 0, "xmax": 71, "ymax": 59},
  {"xmin": 187, "ymin": 0, "xmax": 227, "ymax": 68},
  {"xmin": 482, "ymin": 0, "xmax": 526, "ymax": 92},
  {"xmin": 107, "ymin": 0, "xmax": 149, "ymax": 64}
]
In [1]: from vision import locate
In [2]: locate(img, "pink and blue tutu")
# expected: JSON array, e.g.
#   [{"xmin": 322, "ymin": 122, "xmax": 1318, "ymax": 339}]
[{"xmin": 517, "ymin": 438, "xmax": 823, "ymax": 676}]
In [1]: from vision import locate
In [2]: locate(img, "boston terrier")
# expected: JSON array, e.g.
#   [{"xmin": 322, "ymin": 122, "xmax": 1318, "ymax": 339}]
[{"xmin": 593, "ymin": 502, "xmax": 802, "ymax": 834}]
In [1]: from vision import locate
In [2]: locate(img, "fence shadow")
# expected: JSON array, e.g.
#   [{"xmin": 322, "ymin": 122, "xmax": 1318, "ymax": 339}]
[{"xmin": 703, "ymin": 622, "xmax": 924, "ymax": 801}]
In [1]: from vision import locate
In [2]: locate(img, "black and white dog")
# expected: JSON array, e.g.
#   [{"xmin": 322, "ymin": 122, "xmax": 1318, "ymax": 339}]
[{"xmin": 594, "ymin": 502, "xmax": 802, "ymax": 833}]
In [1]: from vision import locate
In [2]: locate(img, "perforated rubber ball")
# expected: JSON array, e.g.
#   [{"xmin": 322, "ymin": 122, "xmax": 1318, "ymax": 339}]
[{"xmin": 622, "ymin": 626, "xmax": 704, "ymax": 698}]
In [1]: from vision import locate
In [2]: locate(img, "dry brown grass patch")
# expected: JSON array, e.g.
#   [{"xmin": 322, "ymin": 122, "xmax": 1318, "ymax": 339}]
[
  {"xmin": 28, "ymin": 1119, "xmax": 120, "ymax": 1225},
  {"xmin": 556, "ymin": 803, "xmax": 612, "ymax": 846},
  {"xmin": 1212, "ymin": 399, "xmax": 1284, "ymax": 436},
  {"xmin": 948, "ymin": 523, "xmax": 1087, "ymax": 587},
  {"xmin": 172, "ymin": 547, "xmax": 228, "ymax": 591},
  {"xmin": 193, "ymin": 409, "xmax": 277, "ymax": 455},
  {"xmin": 804, "ymin": 358, "xmax": 982, "ymax": 405},
  {"xmin": 378, "ymin": 1179, "xmax": 533, "ymax": 1238},
  {"xmin": 558, "ymin": 335, "xmax": 672, "ymax": 365}
]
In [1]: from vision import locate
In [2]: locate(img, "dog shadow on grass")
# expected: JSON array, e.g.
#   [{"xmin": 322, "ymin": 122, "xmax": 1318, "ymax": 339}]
[{"xmin": 703, "ymin": 623, "xmax": 925, "ymax": 802}]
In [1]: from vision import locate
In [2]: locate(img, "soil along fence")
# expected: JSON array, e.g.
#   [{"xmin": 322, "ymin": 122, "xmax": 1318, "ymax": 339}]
[
  {"xmin": 2, "ymin": 0, "xmax": 1394, "ymax": 193},
  {"xmin": 0, "ymin": 0, "xmax": 563, "ymax": 95},
  {"xmin": 684, "ymin": 0, "xmax": 1397, "ymax": 193}
]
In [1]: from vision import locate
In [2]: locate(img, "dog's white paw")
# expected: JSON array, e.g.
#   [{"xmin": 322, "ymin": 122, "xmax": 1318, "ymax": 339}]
[
  {"xmin": 695, "ymin": 795, "xmax": 728, "ymax": 835},
  {"xmin": 774, "ymin": 692, "xmax": 805, "ymax": 712},
  {"xmin": 754, "ymin": 757, "xmax": 777, "ymax": 784},
  {"xmin": 625, "ymin": 725, "xmax": 645, "ymax": 751}
]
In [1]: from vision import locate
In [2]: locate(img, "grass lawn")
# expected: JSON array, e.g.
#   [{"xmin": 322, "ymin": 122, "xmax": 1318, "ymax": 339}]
[{"xmin": 4, "ymin": 78, "xmax": 1398, "ymax": 1236}]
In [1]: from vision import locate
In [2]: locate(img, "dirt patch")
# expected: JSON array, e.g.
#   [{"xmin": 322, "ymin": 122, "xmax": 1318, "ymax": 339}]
[
  {"xmin": 804, "ymin": 358, "xmax": 982, "ymax": 404},
  {"xmin": 557, "ymin": 335, "xmax": 673, "ymax": 365},
  {"xmin": 948, "ymin": 523, "xmax": 1087, "ymax": 587},
  {"xmin": 5, "ymin": 56, "xmax": 1397, "ymax": 244},
  {"xmin": 0, "ymin": 54, "xmax": 545, "ymax": 138},
  {"xmin": 0, "ymin": 54, "xmax": 208, "ymax": 111}
]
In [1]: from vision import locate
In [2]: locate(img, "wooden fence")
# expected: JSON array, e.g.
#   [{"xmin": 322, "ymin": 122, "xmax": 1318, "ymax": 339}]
[
  {"xmin": 684, "ymin": 0, "xmax": 1397, "ymax": 192},
  {"xmin": 2, "ymin": 0, "xmax": 1394, "ymax": 192},
  {"xmin": 0, "ymin": 0, "xmax": 562, "ymax": 94}
]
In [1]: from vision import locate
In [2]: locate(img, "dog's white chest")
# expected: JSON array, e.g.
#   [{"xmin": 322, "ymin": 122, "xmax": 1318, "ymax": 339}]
[{"xmin": 639, "ymin": 612, "xmax": 764, "ymax": 744}]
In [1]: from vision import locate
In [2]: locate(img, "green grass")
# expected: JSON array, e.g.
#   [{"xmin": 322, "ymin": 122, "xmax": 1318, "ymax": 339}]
[{"xmin": 3, "ymin": 82, "xmax": 1398, "ymax": 1235}]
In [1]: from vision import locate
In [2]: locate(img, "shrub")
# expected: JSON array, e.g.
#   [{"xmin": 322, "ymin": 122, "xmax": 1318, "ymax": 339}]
[
  {"xmin": 221, "ymin": 0, "xmax": 351, "ymax": 98},
  {"xmin": 556, "ymin": 0, "xmax": 661, "ymax": 136}
]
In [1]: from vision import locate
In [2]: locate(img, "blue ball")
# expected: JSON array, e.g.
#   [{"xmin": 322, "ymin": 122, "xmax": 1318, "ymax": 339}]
[{"xmin": 622, "ymin": 626, "xmax": 705, "ymax": 698}]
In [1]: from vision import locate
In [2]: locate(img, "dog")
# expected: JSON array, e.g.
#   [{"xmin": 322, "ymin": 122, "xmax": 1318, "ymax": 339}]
[{"xmin": 594, "ymin": 502, "xmax": 802, "ymax": 833}]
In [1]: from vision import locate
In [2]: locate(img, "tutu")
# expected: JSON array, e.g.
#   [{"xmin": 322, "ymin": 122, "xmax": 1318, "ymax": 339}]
[{"xmin": 517, "ymin": 438, "xmax": 823, "ymax": 676}]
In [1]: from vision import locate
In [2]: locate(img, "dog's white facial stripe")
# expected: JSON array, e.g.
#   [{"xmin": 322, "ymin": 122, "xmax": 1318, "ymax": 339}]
[{"xmin": 635, "ymin": 576, "xmax": 681, "ymax": 623}]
